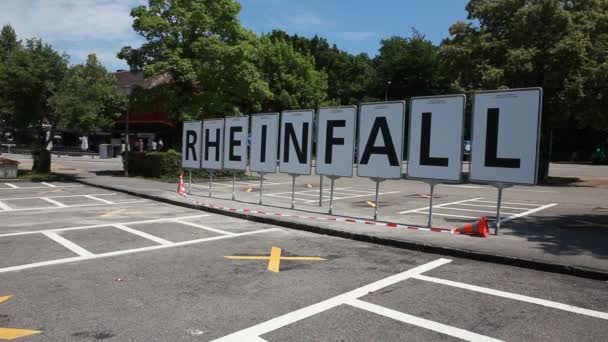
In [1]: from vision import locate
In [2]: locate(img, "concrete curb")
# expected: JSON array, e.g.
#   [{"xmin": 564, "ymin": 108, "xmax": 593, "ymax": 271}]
[{"xmin": 74, "ymin": 177, "xmax": 608, "ymax": 281}]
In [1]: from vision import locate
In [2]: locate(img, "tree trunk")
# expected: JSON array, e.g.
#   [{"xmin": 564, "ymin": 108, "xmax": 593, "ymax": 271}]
[{"xmin": 32, "ymin": 147, "xmax": 51, "ymax": 173}]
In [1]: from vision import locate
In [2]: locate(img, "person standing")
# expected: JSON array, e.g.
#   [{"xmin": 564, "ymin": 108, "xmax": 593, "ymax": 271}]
[
  {"xmin": 152, "ymin": 139, "xmax": 158, "ymax": 151},
  {"xmin": 158, "ymin": 138, "xmax": 164, "ymax": 152}
]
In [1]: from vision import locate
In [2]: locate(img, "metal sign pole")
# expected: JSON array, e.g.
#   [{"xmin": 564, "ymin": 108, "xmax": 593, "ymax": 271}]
[
  {"xmin": 373, "ymin": 179, "xmax": 382, "ymax": 221},
  {"xmin": 188, "ymin": 170, "xmax": 192, "ymax": 195},
  {"xmin": 258, "ymin": 173, "xmax": 264, "ymax": 204},
  {"xmin": 328, "ymin": 177, "xmax": 336, "ymax": 215},
  {"xmin": 209, "ymin": 171, "xmax": 213, "ymax": 198},
  {"xmin": 290, "ymin": 174, "xmax": 297, "ymax": 209},
  {"xmin": 427, "ymin": 181, "xmax": 437, "ymax": 228},
  {"xmin": 232, "ymin": 172, "xmax": 236, "ymax": 201},
  {"xmin": 495, "ymin": 184, "xmax": 504, "ymax": 235},
  {"xmin": 319, "ymin": 175, "xmax": 324, "ymax": 207}
]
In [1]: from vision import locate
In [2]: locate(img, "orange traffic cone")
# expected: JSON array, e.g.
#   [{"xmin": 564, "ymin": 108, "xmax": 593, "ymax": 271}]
[
  {"xmin": 177, "ymin": 172, "xmax": 186, "ymax": 195},
  {"xmin": 452, "ymin": 216, "xmax": 490, "ymax": 237}
]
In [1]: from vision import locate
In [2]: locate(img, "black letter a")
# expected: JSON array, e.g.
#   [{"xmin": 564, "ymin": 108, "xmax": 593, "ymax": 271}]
[{"xmin": 359, "ymin": 117, "xmax": 399, "ymax": 166}]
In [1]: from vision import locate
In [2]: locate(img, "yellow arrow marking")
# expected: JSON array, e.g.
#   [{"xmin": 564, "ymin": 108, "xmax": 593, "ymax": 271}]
[
  {"xmin": 225, "ymin": 246, "xmax": 326, "ymax": 273},
  {"xmin": 0, "ymin": 296, "xmax": 40, "ymax": 340},
  {"xmin": 366, "ymin": 201, "xmax": 376, "ymax": 208},
  {"xmin": 246, "ymin": 187, "xmax": 253, "ymax": 193}
]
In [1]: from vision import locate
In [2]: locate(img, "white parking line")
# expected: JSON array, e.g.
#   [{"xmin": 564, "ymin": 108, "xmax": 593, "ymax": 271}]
[
  {"xmin": 211, "ymin": 259, "xmax": 457, "ymax": 342},
  {"xmin": 438, "ymin": 207, "xmax": 518, "ymax": 215},
  {"xmin": 174, "ymin": 220, "xmax": 236, "ymax": 236},
  {"xmin": 0, "ymin": 228, "xmax": 280, "ymax": 274},
  {"xmin": 266, "ymin": 189, "xmax": 400, "ymax": 204},
  {"xmin": 0, "ymin": 214, "xmax": 212, "ymax": 238},
  {"xmin": 41, "ymin": 182, "xmax": 56, "ymax": 188},
  {"xmin": 399, "ymin": 198, "xmax": 483, "ymax": 214},
  {"xmin": 500, "ymin": 203, "xmax": 558, "ymax": 224},
  {"xmin": 413, "ymin": 275, "xmax": 608, "ymax": 320},
  {"xmin": 0, "ymin": 200, "xmax": 12, "ymax": 211},
  {"xmin": 113, "ymin": 224, "xmax": 173, "ymax": 245},
  {"xmin": 84, "ymin": 195, "xmax": 115, "ymax": 204},
  {"xmin": 0, "ymin": 193, "xmax": 115, "ymax": 201},
  {"xmin": 4, "ymin": 183, "xmax": 19, "ymax": 189},
  {"xmin": 347, "ymin": 299, "xmax": 502, "ymax": 342},
  {"xmin": 0, "ymin": 184, "xmax": 82, "ymax": 190},
  {"xmin": 470, "ymin": 199, "xmax": 539, "ymax": 206},
  {"xmin": 0, "ymin": 199, "xmax": 148, "ymax": 213},
  {"xmin": 40, "ymin": 197, "xmax": 68, "ymax": 207},
  {"xmin": 42, "ymin": 231, "xmax": 94, "ymax": 257},
  {"xmin": 453, "ymin": 203, "xmax": 531, "ymax": 210}
]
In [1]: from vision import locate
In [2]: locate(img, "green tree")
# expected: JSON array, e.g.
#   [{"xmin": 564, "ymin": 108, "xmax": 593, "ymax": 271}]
[
  {"xmin": 258, "ymin": 37, "xmax": 328, "ymax": 111},
  {"xmin": 372, "ymin": 30, "xmax": 446, "ymax": 101},
  {"xmin": 49, "ymin": 54, "xmax": 126, "ymax": 135},
  {"xmin": 118, "ymin": 0, "xmax": 271, "ymax": 119},
  {"xmin": 0, "ymin": 25, "xmax": 20, "ymax": 62},
  {"xmin": 440, "ymin": 0, "xmax": 608, "ymax": 179},
  {"xmin": 0, "ymin": 39, "xmax": 69, "ymax": 172}
]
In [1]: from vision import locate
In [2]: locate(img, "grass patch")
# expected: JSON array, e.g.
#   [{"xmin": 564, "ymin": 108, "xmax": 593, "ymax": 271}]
[{"xmin": 17, "ymin": 170, "xmax": 72, "ymax": 181}]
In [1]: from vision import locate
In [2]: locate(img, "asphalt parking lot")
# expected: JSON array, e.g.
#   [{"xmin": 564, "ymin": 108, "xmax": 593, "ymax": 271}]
[{"xmin": 1, "ymin": 181, "xmax": 607, "ymax": 341}]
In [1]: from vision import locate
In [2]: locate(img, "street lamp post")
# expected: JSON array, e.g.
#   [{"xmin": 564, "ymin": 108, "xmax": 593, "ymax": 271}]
[{"xmin": 385, "ymin": 81, "xmax": 392, "ymax": 102}]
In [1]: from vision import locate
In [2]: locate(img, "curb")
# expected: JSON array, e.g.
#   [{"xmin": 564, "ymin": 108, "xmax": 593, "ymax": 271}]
[{"xmin": 74, "ymin": 178, "xmax": 608, "ymax": 281}]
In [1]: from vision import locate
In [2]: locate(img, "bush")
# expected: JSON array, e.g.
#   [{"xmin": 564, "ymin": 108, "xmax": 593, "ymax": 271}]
[{"xmin": 123, "ymin": 150, "xmax": 245, "ymax": 179}]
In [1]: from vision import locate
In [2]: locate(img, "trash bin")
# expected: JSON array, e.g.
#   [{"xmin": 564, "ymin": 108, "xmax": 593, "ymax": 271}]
[{"xmin": 99, "ymin": 144, "xmax": 112, "ymax": 159}]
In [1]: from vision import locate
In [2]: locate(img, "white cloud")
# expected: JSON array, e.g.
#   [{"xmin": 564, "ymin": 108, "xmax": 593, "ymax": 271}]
[{"xmin": 285, "ymin": 11, "xmax": 322, "ymax": 27}]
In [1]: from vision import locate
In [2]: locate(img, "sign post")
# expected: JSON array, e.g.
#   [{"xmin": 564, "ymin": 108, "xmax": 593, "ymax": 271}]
[
  {"xmin": 279, "ymin": 109, "xmax": 314, "ymax": 210},
  {"xmin": 316, "ymin": 106, "xmax": 357, "ymax": 215},
  {"xmin": 357, "ymin": 102, "xmax": 405, "ymax": 221},
  {"xmin": 181, "ymin": 121, "xmax": 202, "ymax": 195},
  {"xmin": 407, "ymin": 95, "xmax": 466, "ymax": 227},
  {"xmin": 250, "ymin": 113, "xmax": 280, "ymax": 205},
  {"xmin": 223, "ymin": 116, "xmax": 249, "ymax": 201},
  {"xmin": 318, "ymin": 176, "xmax": 323, "ymax": 207},
  {"xmin": 201, "ymin": 118, "xmax": 225, "ymax": 198},
  {"xmin": 469, "ymin": 88, "xmax": 543, "ymax": 234}
]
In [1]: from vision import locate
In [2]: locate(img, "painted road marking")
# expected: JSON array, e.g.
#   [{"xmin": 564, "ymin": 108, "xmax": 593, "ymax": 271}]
[
  {"xmin": 413, "ymin": 275, "xmax": 608, "ymax": 320},
  {"xmin": 225, "ymin": 246, "xmax": 326, "ymax": 273},
  {"xmin": 113, "ymin": 224, "xmax": 173, "ymax": 245},
  {"xmin": 0, "ymin": 296, "xmax": 41, "ymax": 340},
  {"xmin": 211, "ymin": 259, "xmax": 455, "ymax": 341},
  {"xmin": 399, "ymin": 198, "xmax": 483, "ymax": 214},
  {"xmin": 0, "ymin": 193, "xmax": 115, "ymax": 201},
  {"xmin": 347, "ymin": 299, "xmax": 502, "ymax": 342},
  {"xmin": 443, "ymin": 184, "xmax": 557, "ymax": 193},
  {"xmin": 0, "ymin": 200, "xmax": 12, "ymax": 211},
  {"xmin": 85, "ymin": 195, "xmax": 115, "ymax": 204},
  {"xmin": 266, "ymin": 188, "xmax": 400, "ymax": 204},
  {"xmin": 3, "ymin": 183, "xmax": 19, "ymax": 189},
  {"xmin": 0, "ymin": 214, "xmax": 212, "ymax": 238},
  {"xmin": 0, "ymin": 228, "xmax": 280, "ymax": 274},
  {"xmin": 40, "ymin": 182, "xmax": 56, "ymax": 188},
  {"xmin": 42, "ymin": 231, "xmax": 94, "ymax": 257},
  {"xmin": 0, "ymin": 200, "xmax": 148, "ymax": 213},
  {"xmin": 0, "ymin": 185, "xmax": 82, "ymax": 191},
  {"xmin": 174, "ymin": 220, "xmax": 236, "ymax": 236},
  {"xmin": 40, "ymin": 197, "xmax": 68, "ymax": 207}
]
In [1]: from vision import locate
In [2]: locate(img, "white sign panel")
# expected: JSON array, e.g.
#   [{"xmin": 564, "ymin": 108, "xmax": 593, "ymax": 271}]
[
  {"xmin": 357, "ymin": 101, "xmax": 405, "ymax": 179},
  {"xmin": 223, "ymin": 116, "xmax": 249, "ymax": 171},
  {"xmin": 470, "ymin": 88, "xmax": 542, "ymax": 185},
  {"xmin": 279, "ymin": 109, "xmax": 314, "ymax": 175},
  {"xmin": 250, "ymin": 113, "xmax": 279, "ymax": 174},
  {"xmin": 407, "ymin": 95, "xmax": 465, "ymax": 182},
  {"xmin": 181, "ymin": 121, "xmax": 202, "ymax": 169},
  {"xmin": 201, "ymin": 118, "xmax": 224, "ymax": 170},
  {"xmin": 316, "ymin": 106, "xmax": 356, "ymax": 177}
]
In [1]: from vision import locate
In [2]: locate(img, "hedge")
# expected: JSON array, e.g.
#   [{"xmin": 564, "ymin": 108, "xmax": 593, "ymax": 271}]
[{"xmin": 123, "ymin": 150, "xmax": 244, "ymax": 179}]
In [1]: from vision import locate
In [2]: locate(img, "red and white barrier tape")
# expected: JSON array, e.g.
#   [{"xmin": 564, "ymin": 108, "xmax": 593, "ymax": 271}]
[{"xmin": 179, "ymin": 193, "xmax": 458, "ymax": 235}]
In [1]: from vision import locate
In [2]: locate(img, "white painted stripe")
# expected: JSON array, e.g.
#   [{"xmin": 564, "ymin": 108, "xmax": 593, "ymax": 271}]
[
  {"xmin": 410, "ymin": 212, "xmax": 479, "ymax": 219},
  {"xmin": 84, "ymin": 195, "xmax": 114, "ymax": 204},
  {"xmin": 0, "ymin": 185, "xmax": 82, "ymax": 191},
  {"xmin": 113, "ymin": 224, "xmax": 172, "ymax": 245},
  {"xmin": 41, "ymin": 182, "xmax": 56, "ymax": 187},
  {"xmin": 173, "ymin": 220, "xmax": 236, "ymax": 236},
  {"xmin": 443, "ymin": 184, "xmax": 487, "ymax": 189},
  {"xmin": 0, "ymin": 199, "xmax": 148, "ymax": 214},
  {"xmin": 347, "ymin": 299, "xmax": 503, "ymax": 342},
  {"xmin": 0, "ymin": 228, "xmax": 279, "ymax": 274},
  {"xmin": 0, "ymin": 214, "xmax": 212, "ymax": 238},
  {"xmin": 439, "ymin": 207, "xmax": 518, "ymax": 215},
  {"xmin": 42, "ymin": 231, "xmax": 94, "ymax": 257},
  {"xmin": 210, "ymin": 259, "xmax": 452, "ymax": 342},
  {"xmin": 0, "ymin": 193, "xmax": 115, "ymax": 201},
  {"xmin": 0, "ymin": 200, "xmax": 12, "ymax": 211},
  {"xmin": 472, "ymin": 199, "xmax": 540, "ymax": 206},
  {"xmin": 500, "ymin": 203, "xmax": 558, "ymax": 224},
  {"xmin": 4, "ymin": 183, "xmax": 19, "ymax": 189},
  {"xmin": 452, "ymin": 203, "xmax": 531, "ymax": 210},
  {"xmin": 506, "ymin": 188, "xmax": 557, "ymax": 193},
  {"xmin": 414, "ymin": 275, "xmax": 608, "ymax": 320},
  {"xmin": 41, "ymin": 197, "xmax": 68, "ymax": 207},
  {"xmin": 399, "ymin": 198, "xmax": 484, "ymax": 214}
]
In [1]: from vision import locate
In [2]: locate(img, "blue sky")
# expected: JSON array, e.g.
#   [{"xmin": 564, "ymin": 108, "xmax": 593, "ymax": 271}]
[{"xmin": 0, "ymin": 0, "xmax": 470, "ymax": 72}]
